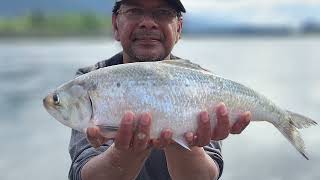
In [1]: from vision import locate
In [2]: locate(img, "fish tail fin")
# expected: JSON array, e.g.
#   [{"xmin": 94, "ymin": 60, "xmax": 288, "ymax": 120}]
[
  {"xmin": 286, "ymin": 111, "xmax": 318, "ymax": 129},
  {"xmin": 273, "ymin": 112, "xmax": 317, "ymax": 160}
]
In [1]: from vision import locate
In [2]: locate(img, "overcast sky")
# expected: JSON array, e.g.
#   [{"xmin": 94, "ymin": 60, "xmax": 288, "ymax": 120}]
[{"xmin": 182, "ymin": 0, "xmax": 320, "ymax": 26}]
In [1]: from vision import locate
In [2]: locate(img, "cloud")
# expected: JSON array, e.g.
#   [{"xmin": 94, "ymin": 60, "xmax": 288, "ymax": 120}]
[
  {"xmin": 182, "ymin": 0, "xmax": 320, "ymax": 25},
  {"xmin": 183, "ymin": 0, "xmax": 320, "ymax": 9}
]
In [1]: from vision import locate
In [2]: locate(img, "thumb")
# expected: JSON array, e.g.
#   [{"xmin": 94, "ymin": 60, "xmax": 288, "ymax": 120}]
[{"xmin": 86, "ymin": 127, "xmax": 106, "ymax": 148}]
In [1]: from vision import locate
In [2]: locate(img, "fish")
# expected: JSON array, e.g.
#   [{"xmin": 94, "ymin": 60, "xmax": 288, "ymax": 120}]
[{"xmin": 43, "ymin": 59, "xmax": 317, "ymax": 159}]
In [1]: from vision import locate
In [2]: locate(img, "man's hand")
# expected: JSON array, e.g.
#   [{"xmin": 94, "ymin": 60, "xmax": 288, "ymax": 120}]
[
  {"xmin": 164, "ymin": 103, "xmax": 251, "ymax": 180},
  {"xmin": 86, "ymin": 112, "xmax": 154, "ymax": 153},
  {"xmin": 86, "ymin": 111, "xmax": 174, "ymax": 151},
  {"xmin": 186, "ymin": 102, "xmax": 251, "ymax": 147},
  {"xmin": 115, "ymin": 112, "xmax": 152, "ymax": 153},
  {"xmin": 82, "ymin": 112, "xmax": 155, "ymax": 180}
]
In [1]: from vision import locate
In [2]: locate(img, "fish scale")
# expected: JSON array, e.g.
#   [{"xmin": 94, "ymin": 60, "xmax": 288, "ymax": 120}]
[{"xmin": 43, "ymin": 59, "xmax": 317, "ymax": 158}]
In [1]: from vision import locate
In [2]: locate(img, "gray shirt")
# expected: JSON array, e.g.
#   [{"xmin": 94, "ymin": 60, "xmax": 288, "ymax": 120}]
[{"xmin": 68, "ymin": 53, "xmax": 224, "ymax": 180}]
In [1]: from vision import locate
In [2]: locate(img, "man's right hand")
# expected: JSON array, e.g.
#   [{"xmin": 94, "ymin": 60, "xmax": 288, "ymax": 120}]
[
  {"xmin": 82, "ymin": 112, "xmax": 157, "ymax": 180},
  {"xmin": 86, "ymin": 112, "xmax": 153, "ymax": 154}
]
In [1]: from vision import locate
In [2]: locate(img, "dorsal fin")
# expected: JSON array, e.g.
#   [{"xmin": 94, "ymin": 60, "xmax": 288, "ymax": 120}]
[{"xmin": 161, "ymin": 59, "xmax": 211, "ymax": 72}]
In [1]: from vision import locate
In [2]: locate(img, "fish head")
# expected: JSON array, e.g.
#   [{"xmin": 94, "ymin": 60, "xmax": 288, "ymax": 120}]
[{"xmin": 43, "ymin": 82, "xmax": 93, "ymax": 132}]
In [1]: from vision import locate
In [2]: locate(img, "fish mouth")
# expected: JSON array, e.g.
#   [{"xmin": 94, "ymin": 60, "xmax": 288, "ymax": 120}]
[
  {"xmin": 43, "ymin": 93, "xmax": 68, "ymax": 127},
  {"xmin": 43, "ymin": 93, "xmax": 59, "ymax": 119},
  {"xmin": 43, "ymin": 94, "xmax": 53, "ymax": 110}
]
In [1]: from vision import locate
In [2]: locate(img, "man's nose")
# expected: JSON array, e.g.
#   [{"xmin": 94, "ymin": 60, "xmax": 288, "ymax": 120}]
[{"xmin": 138, "ymin": 14, "xmax": 159, "ymax": 29}]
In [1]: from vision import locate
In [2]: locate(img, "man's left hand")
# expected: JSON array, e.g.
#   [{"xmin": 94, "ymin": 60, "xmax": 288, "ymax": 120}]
[
  {"xmin": 188, "ymin": 102, "xmax": 251, "ymax": 147},
  {"xmin": 153, "ymin": 102, "xmax": 251, "ymax": 148}
]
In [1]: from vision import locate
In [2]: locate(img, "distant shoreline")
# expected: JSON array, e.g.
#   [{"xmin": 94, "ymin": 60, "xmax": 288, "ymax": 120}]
[
  {"xmin": 1, "ymin": 34, "xmax": 319, "ymax": 42},
  {"xmin": 1, "ymin": 29, "xmax": 319, "ymax": 38},
  {"xmin": 1, "ymin": 13, "xmax": 319, "ymax": 38}
]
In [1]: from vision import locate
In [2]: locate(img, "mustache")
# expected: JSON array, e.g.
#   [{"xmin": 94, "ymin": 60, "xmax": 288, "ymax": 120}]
[{"xmin": 132, "ymin": 30, "xmax": 163, "ymax": 40}]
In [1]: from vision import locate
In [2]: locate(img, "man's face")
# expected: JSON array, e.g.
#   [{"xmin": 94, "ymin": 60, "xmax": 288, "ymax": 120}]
[{"xmin": 112, "ymin": 0, "xmax": 183, "ymax": 62}]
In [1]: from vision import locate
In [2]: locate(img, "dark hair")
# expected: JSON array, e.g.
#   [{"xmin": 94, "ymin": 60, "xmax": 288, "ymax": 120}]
[
  {"xmin": 112, "ymin": 2, "xmax": 183, "ymax": 17},
  {"xmin": 112, "ymin": 2, "xmax": 122, "ymax": 15}
]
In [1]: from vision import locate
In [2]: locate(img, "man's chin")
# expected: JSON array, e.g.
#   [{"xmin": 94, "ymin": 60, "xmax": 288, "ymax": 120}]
[
  {"xmin": 133, "ymin": 54, "xmax": 163, "ymax": 62},
  {"xmin": 131, "ymin": 50, "xmax": 166, "ymax": 62}
]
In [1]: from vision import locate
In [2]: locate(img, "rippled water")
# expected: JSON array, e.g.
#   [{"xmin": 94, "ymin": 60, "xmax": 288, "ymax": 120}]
[{"xmin": 0, "ymin": 37, "xmax": 319, "ymax": 180}]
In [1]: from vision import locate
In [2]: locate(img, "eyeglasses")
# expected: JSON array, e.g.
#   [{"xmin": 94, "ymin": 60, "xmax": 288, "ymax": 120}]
[{"xmin": 117, "ymin": 7, "xmax": 178, "ymax": 22}]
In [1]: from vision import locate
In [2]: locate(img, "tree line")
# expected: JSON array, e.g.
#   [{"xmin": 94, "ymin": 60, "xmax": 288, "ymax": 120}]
[{"xmin": 0, "ymin": 11, "xmax": 113, "ymax": 37}]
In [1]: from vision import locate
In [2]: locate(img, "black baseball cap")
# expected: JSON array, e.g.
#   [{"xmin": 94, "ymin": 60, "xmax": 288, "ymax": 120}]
[{"xmin": 115, "ymin": 0, "xmax": 186, "ymax": 13}]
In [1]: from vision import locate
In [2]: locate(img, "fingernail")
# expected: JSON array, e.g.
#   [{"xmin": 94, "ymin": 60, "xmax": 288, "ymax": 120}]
[
  {"xmin": 200, "ymin": 112, "xmax": 209, "ymax": 123},
  {"xmin": 141, "ymin": 115, "xmax": 150, "ymax": 126},
  {"xmin": 123, "ymin": 112, "xmax": 134, "ymax": 124},
  {"xmin": 245, "ymin": 111, "xmax": 252, "ymax": 120},
  {"xmin": 186, "ymin": 132, "xmax": 193, "ymax": 142},
  {"xmin": 164, "ymin": 130, "xmax": 172, "ymax": 139},
  {"xmin": 219, "ymin": 104, "xmax": 228, "ymax": 116},
  {"xmin": 123, "ymin": 118, "xmax": 133, "ymax": 125}
]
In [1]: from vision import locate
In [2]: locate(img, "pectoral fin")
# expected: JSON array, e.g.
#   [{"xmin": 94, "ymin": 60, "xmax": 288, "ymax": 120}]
[
  {"xmin": 173, "ymin": 136, "xmax": 191, "ymax": 151},
  {"xmin": 97, "ymin": 125, "xmax": 119, "ymax": 139}
]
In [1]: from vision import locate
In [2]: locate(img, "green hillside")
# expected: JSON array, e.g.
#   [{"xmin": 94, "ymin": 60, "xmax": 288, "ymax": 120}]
[{"xmin": 0, "ymin": 12, "xmax": 112, "ymax": 37}]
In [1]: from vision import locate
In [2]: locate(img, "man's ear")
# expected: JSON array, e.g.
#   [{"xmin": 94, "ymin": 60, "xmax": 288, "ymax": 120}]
[
  {"xmin": 176, "ymin": 17, "xmax": 183, "ymax": 43},
  {"xmin": 112, "ymin": 15, "xmax": 120, "ymax": 41}
]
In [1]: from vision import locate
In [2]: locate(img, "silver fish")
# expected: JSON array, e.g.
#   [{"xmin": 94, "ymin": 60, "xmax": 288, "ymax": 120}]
[{"xmin": 43, "ymin": 60, "xmax": 317, "ymax": 159}]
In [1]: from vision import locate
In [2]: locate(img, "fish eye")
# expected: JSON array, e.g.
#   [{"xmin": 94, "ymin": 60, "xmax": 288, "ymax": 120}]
[{"xmin": 52, "ymin": 93, "xmax": 60, "ymax": 105}]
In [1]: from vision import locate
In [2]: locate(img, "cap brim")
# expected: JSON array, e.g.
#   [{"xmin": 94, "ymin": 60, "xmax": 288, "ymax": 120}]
[
  {"xmin": 167, "ymin": 0, "xmax": 186, "ymax": 13},
  {"xmin": 116, "ymin": 0, "xmax": 186, "ymax": 13}
]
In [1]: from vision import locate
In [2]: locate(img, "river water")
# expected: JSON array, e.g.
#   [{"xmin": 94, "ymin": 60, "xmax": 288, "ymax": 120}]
[{"xmin": 0, "ymin": 36, "xmax": 319, "ymax": 180}]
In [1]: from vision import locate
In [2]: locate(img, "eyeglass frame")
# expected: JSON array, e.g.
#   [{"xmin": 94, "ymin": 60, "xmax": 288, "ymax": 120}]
[{"xmin": 115, "ymin": 5, "xmax": 182, "ymax": 23}]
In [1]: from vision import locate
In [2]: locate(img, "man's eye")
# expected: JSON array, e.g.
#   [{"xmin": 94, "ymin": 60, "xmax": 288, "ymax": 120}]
[
  {"xmin": 126, "ymin": 8, "xmax": 143, "ymax": 15},
  {"xmin": 158, "ymin": 10, "xmax": 170, "ymax": 15},
  {"xmin": 155, "ymin": 9, "xmax": 176, "ymax": 18}
]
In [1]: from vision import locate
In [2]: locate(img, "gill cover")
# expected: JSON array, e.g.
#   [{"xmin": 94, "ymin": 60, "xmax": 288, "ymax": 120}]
[{"xmin": 67, "ymin": 84, "xmax": 94, "ymax": 132}]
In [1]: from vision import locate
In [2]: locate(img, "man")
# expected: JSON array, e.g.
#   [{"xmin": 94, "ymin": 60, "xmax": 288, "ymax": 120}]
[{"xmin": 68, "ymin": 0, "xmax": 251, "ymax": 180}]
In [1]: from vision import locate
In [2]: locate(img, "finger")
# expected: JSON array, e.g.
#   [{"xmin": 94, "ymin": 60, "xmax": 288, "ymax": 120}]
[
  {"xmin": 86, "ymin": 127, "xmax": 100, "ymax": 148},
  {"xmin": 231, "ymin": 111, "xmax": 251, "ymax": 134},
  {"xmin": 114, "ymin": 112, "xmax": 135, "ymax": 150},
  {"xmin": 212, "ymin": 103, "xmax": 230, "ymax": 140},
  {"xmin": 195, "ymin": 111, "xmax": 211, "ymax": 147},
  {"xmin": 132, "ymin": 113, "xmax": 151, "ymax": 151},
  {"xmin": 159, "ymin": 129, "xmax": 173, "ymax": 149},
  {"xmin": 86, "ymin": 127, "xmax": 106, "ymax": 148},
  {"xmin": 184, "ymin": 132, "xmax": 194, "ymax": 146}
]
